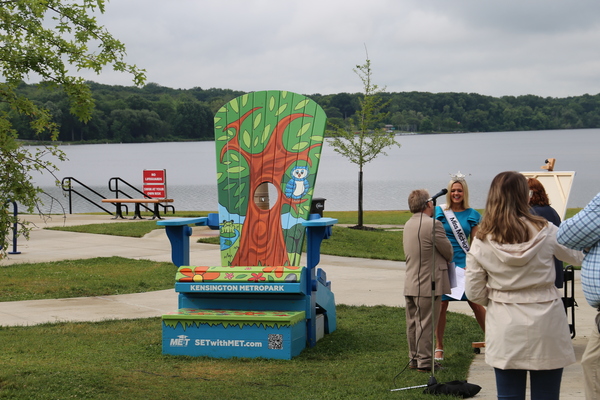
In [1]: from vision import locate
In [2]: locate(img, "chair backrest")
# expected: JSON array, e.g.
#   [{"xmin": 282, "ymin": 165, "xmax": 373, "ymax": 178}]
[{"xmin": 214, "ymin": 91, "xmax": 327, "ymax": 271}]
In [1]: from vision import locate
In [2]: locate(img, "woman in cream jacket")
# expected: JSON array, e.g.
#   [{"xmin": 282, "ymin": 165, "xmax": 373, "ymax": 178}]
[{"xmin": 465, "ymin": 171, "xmax": 583, "ymax": 400}]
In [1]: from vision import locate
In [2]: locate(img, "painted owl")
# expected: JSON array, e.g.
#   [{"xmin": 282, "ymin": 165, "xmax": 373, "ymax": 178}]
[{"xmin": 285, "ymin": 166, "xmax": 310, "ymax": 199}]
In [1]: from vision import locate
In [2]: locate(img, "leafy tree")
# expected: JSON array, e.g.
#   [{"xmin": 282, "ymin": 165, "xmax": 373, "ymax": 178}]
[
  {"xmin": 153, "ymin": 94, "xmax": 177, "ymax": 124},
  {"xmin": 110, "ymin": 109, "xmax": 165, "ymax": 142},
  {"xmin": 174, "ymin": 99, "xmax": 213, "ymax": 140},
  {"xmin": 0, "ymin": 0, "xmax": 145, "ymax": 256},
  {"xmin": 126, "ymin": 94, "xmax": 152, "ymax": 111},
  {"xmin": 329, "ymin": 92, "xmax": 358, "ymax": 119},
  {"xmin": 63, "ymin": 108, "xmax": 109, "ymax": 141},
  {"xmin": 420, "ymin": 117, "xmax": 434, "ymax": 132},
  {"xmin": 6, "ymin": 77, "xmax": 600, "ymax": 148},
  {"xmin": 327, "ymin": 58, "xmax": 400, "ymax": 228}
]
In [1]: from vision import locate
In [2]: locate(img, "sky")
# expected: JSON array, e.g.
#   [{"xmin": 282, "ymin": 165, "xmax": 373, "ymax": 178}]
[{"xmin": 72, "ymin": 0, "xmax": 600, "ymax": 98}]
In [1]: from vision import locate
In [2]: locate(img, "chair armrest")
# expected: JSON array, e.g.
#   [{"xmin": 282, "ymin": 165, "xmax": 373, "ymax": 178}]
[
  {"xmin": 302, "ymin": 217, "xmax": 338, "ymax": 227},
  {"xmin": 156, "ymin": 217, "xmax": 208, "ymax": 227},
  {"xmin": 303, "ymin": 217, "xmax": 337, "ymax": 273},
  {"xmin": 157, "ymin": 217, "xmax": 209, "ymax": 267}
]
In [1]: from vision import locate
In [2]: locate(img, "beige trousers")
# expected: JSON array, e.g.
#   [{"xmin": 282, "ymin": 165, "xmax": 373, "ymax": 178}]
[
  {"xmin": 582, "ymin": 312, "xmax": 600, "ymax": 400},
  {"xmin": 405, "ymin": 295, "xmax": 441, "ymax": 369}
]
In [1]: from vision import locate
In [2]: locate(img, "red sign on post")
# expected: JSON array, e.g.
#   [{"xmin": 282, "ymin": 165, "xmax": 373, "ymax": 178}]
[
  {"xmin": 143, "ymin": 186, "xmax": 166, "ymax": 198},
  {"xmin": 143, "ymin": 169, "xmax": 165, "ymax": 184},
  {"xmin": 143, "ymin": 169, "xmax": 167, "ymax": 198}
]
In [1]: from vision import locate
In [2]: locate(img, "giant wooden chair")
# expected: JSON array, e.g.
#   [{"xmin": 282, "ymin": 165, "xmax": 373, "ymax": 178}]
[{"xmin": 157, "ymin": 90, "xmax": 337, "ymax": 359}]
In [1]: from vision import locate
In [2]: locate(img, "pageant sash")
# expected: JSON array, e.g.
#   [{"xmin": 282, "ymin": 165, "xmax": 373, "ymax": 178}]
[
  {"xmin": 440, "ymin": 205, "xmax": 470, "ymax": 254},
  {"xmin": 439, "ymin": 205, "xmax": 468, "ymax": 299}
]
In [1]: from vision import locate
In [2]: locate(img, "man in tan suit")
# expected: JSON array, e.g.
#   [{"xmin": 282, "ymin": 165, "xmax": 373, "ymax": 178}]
[{"xmin": 403, "ymin": 189, "xmax": 453, "ymax": 372}]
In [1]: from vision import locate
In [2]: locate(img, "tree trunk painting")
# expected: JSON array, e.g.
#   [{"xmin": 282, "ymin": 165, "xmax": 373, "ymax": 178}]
[{"xmin": 214, "ymin": 91, "xmax": 327, "ymax": 275}]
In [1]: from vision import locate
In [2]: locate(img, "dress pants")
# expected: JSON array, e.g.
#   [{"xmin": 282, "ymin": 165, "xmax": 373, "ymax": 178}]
[
  {"xmin": 405, "ymin": 295, "xmax": 440, "ymax": 369},
  {"xmin": 582, "ymin": 312, "xmax": 600, "ymax": 399}
]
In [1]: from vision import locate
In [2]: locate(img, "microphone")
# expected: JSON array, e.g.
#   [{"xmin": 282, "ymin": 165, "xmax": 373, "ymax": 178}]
[{"xmin": 427, "ymin": 188, "xmax": 448, "ymax": 203}]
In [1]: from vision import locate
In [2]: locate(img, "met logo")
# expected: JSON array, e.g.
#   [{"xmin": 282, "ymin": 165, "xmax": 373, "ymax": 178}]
[{"xmin": 170, "ymin": 335, "xmax": 190, "ymax": 347}]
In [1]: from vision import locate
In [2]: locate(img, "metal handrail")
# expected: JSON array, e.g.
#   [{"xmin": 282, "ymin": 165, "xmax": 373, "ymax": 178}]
[
  {"xmin": 60, "ymin": 176, "xmax": 175, "ymax": 217},
  {"xmin": 1, "ymin": 199, "xmax": 21, "ymax": 254},
  {"xmin": 61, "ymin": 177, "xmax": 118, "ymax": 215},
  {"xmin": 108, "ymin": 177, "xmax": 149, "ymax": 199}
]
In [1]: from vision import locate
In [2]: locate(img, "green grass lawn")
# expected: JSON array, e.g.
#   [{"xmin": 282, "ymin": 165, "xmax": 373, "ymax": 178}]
[
  {"xmin": 0, "ymin": 212, "xmax": 489, "ymax": 398},
  {"xmin": 5, "ymin": 208, "xmax": 575, "ymax": 398},
  {"xmin": 320, "ymin": 227, "xmax": 403, "ymax": 261},
  {"xmin": 325, "ymin": 210, "xmax": 413, "ymax": 225},
  {"xmin": 0, "ymin": 305, "xmax": 482, "ymax": 400},
  {"xmin": 46, "ymin": 211, "xmax": 410, "ymax": 261},
  {"xmin": 0, "ymin": 257, "xmax": 175, "ymax": 302},
  {"xmin": 46, "ymin": 220, "xmax": 166, "ymax": 237},
  {"xmin": 44, "ymin": 209, "xmax": 583, "ymax": 266},
  {"xmin": 196, "ymin": 226, "xmax": 404, "ymax": 261}
]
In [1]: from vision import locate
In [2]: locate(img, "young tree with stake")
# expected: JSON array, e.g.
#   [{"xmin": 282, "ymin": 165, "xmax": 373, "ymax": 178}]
[{"xmin": 328, "ymin": 56, "xmax": 400, "ymax": 228}]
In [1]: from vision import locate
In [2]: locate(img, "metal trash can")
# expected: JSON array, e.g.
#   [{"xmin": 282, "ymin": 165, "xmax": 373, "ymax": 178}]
[{"xmin": 310, "ymin": 197, "xmax": 326, "ymax": 217}]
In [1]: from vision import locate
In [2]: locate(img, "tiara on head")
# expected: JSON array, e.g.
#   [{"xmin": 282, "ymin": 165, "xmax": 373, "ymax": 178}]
[{"xmin": 450, "ymin": 171, "xmax": 468, "ymax": 182}]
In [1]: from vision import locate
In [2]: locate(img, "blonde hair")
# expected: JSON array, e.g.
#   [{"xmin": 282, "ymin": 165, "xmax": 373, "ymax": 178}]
[
  {"xmin": 476, "ymin": 171, "xmax": 546, "ymax": 244},
  {"xmin": 444, "ymin": 179, "xmax": 471, "ymax": 210}
]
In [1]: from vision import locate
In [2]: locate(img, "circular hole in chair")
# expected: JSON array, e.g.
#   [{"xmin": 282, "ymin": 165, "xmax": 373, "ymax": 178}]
[{"xmin": 253, "ymin": 182, "xmax": 279, "ymax": 210}]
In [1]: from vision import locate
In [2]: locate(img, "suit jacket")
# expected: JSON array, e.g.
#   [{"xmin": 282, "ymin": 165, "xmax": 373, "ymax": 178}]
[{"xmin": 403, "ymin": 212, "xmax": 454, "ymax": 297}]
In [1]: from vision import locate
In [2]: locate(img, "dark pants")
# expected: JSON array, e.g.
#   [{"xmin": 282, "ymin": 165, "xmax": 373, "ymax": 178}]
[{"xmin": 494, "ymin": 368, "xmax": 563, "ymax": 400}]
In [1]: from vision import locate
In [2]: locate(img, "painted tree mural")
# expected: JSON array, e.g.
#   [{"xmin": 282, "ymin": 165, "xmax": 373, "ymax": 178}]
[{"xmin": 214, "ymin": 91, "xmax": 327, "ymax": 273}]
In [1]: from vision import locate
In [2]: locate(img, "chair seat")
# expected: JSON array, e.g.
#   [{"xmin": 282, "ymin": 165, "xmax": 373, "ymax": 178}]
[
  {"xmin": 175, "ymin": 266, "xmax": 304, "ymax": 283},
  {"xmin": 163, "ymin": 308, "xmax": 306, "ymax": 328},
  {"xmin": 174, "ymin": 266, "xmax": 307, "ymax": 294}
]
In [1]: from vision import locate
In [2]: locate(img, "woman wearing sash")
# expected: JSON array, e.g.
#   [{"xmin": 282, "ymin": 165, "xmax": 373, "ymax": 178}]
[{"xmin": 433, "ymin": 172, "xmax": 486, "ymax": 362}]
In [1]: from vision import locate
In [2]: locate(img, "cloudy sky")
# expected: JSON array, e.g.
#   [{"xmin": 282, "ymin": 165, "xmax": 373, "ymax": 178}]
[{"xmin": 75, "ymin": 0, "xmax": 600, "ymax": 98}]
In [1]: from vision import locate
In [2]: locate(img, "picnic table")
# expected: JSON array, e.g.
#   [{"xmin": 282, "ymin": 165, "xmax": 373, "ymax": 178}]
[{"xmin": 101, "ymin": 198, "xmax": 174, "ymax": 220}]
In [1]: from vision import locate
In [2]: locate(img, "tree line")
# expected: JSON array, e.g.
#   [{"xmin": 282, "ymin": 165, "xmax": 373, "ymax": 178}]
[{"xmin": 8, "ymin": 81, "xmax": 600, "ymax": 143}]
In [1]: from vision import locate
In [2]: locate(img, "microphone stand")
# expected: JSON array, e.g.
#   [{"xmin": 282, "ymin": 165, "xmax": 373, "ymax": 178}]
[
  {"xmin": 429, "ymin": 197, "xmax": 438, "ymax": 384},
  {"xmin": 425, "ymin": 189, "xmax": 446, "ymax": 382},
  {"xmin": 390, "ymin": 196, "xmax": 440, "ymax": 393}
]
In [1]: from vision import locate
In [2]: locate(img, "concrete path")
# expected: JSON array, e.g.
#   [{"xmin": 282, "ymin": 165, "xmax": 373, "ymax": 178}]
[{"xmin": 0, "ymin": 214, "xmax": 591, "ymax": 399}]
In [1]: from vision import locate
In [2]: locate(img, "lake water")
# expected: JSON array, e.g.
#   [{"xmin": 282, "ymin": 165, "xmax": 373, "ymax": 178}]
[{"xmin": 29, "ymin": 129, "xmax": 599, "ymax": 213}]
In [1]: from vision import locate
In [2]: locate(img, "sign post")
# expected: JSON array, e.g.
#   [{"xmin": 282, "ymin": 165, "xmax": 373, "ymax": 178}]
[{"xmin": 143, "ymin": 169, "xmax": 167, "ymax": 198}]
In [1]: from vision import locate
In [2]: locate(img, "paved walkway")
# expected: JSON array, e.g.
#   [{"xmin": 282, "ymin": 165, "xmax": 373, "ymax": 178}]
[{"xmin": 0, "ymin": 214, "xmax": 591, "ymax": 399}]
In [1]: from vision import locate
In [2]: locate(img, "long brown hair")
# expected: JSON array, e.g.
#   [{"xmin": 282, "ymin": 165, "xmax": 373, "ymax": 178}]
[{"xmin": 477, "ymin": 171, "xmax": 547, "ymax": 244}]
